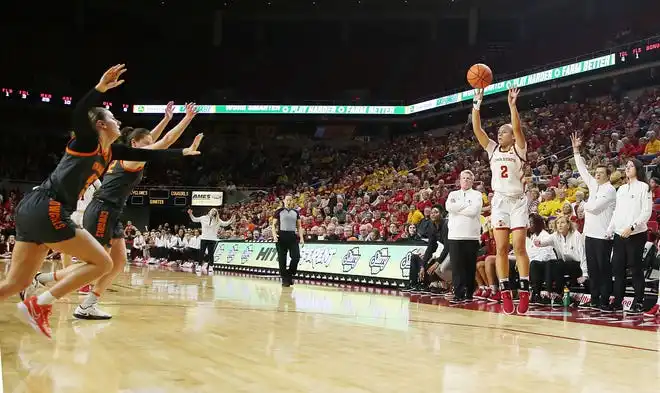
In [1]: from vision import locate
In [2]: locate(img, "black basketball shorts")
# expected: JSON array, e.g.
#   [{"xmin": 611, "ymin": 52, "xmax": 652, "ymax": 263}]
[
  {"xmin": 15, "ymin": 189, "xmax": 78, "ymax": 244},
  {"xmin": 82, "ymin": 199, "xmax": 124, "ymax": 247}
]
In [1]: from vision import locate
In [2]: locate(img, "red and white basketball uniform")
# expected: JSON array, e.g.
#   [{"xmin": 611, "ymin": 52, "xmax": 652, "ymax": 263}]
[
  {"xmin": 486, "ymin": 140, "xmax": 528, "ymax": 230},
  {"xmin": 71, "ymin": 179, "xmax": 102, "ymax": 227}
]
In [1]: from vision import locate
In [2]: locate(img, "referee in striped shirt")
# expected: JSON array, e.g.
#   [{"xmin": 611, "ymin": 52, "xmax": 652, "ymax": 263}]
[{"xmin": 272, "ymin": 195, "xmax": 305, "ymax": 287}]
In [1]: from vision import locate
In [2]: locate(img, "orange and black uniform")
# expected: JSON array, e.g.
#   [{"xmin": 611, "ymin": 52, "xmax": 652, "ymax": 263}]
[
  {"xmin": 15, "ymin": 88, "xmax": 183, "ymax": 245},
  {"xmin": 83, "ymin": 161, "xmax": 149, "ymax": 246}
]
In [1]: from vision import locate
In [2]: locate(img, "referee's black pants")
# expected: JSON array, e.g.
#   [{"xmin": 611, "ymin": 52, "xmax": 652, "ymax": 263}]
[
  {"xmin": 277, "ymin": 231, "xmax": 300, "ymax": 284},
  {"xmin": 611, "ymin": 232, "xmax": 646, "ymax": 305},
  {"xmin": 448, "ymin": 239, "xmax": 479, "ymax": 299},
  {"xmin": 585, "ymin": 236, "xmax": 613, "ymax": 307}
]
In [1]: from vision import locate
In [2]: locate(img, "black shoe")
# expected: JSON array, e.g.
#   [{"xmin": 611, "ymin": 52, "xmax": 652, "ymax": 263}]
[
  {"xmin": 450, "ymin": 296, "xmax": 465, "ymax": 304},
  {"xmin": 579, "ymin": 301, "xmax": 595, "ymax": 310},
  {"xmin": 627, "ymin": 302, "xmax": 644, "ymax": 315},
  {"xmin": 599, "ymin": 303, "xmax": 615, "ymax": 313},
  {"xmin": 530, "ymin": 293, "xmax": 541, "ymax": 306},
  {"xmin": 539, "ymin": 296, "xmax": 551, "ymax": 306},
  {"xmin": 610, "ymin": 303, "xmax": 624, "ymax": 313},
  {"xmin": 463, "ymin": 296, "xmax": 474, "ymax": 303}
]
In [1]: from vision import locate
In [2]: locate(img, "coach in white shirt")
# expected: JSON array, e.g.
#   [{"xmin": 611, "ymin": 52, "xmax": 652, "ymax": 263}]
[
  {"xmin": 606, "ymin": 158, "xmax": 653, "ymax": 314},
  {"xmin": 571, "ymin": 133, "xmax": 616, "ymax": 310},
  {"xmin": 446, "ymin": 170, "xmax": 483, "ymax": 302}
]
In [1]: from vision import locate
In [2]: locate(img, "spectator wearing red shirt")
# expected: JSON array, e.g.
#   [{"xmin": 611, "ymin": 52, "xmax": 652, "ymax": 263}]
[{"xmin": 650, "ymin": 177, "xmax": 660, "ymax": 203}]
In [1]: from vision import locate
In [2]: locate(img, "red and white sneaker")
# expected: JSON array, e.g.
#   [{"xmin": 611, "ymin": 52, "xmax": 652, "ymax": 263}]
[
  {"xmin": 480, "ymin": 288, "xmax": 492, "ymax": 300},
  {"xmin": 643, "ymin": 304, "xmax": 659, "ymax": 318},
  {"xmin": 487, "ymin": 291, "xmax": 501, "ymax": 303},
  {"xmin": 17, "ymin": 296, "xmax": 53, "ymax": 339},
  {"xmin": 501, "ymin": 290, "xmax": 515, "ymax": 315},
  {"xmin": 517, "ymin": 290, "xmax": 530, "ymax": 315},
  {"xmin": 473, "ymin": 288, "xmax": 484, "ymax": 299},
  {"xmin": 78, "ymin": 284, "xmax": 92, "ymax": 295}
]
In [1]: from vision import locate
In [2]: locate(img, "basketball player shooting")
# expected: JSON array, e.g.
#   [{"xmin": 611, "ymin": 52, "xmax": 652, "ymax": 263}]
[{"xmin": 471, "ymin": 87, "xmax": 531, "ymax": 315}]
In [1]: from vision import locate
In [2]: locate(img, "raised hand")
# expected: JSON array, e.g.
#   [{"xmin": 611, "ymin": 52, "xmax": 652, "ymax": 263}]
[
  {"xmin": 508, "ymin": 87, "xmax": 520, "ymax": 107},
  {"xmin": 182, "ymin": 133, "xmax": 204, "ymax": 156},
  {"xmin": 96, "ymin": 64, "xmax": 127, "ymax": 93},
  {"xmin": 164, "ymin": 101, "xmax": 175, "ymax": 121},
  {"xmin": 184, "ymin": 102, "xmax": 198, "ymax": 118},
  {"xmin": 570, "ymin": 132, "xmax": 582, "ymax": 152}
]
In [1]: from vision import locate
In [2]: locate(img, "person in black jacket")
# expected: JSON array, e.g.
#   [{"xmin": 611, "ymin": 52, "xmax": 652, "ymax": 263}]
[{"xmin": 403, "ymin": 208, "xmax": 450, "ymax": 292}]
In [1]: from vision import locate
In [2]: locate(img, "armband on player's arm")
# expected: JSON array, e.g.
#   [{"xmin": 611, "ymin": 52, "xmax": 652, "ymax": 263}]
[{"xmin": 472, "ymin": 89, "xmax": 483, "ymax": 111}]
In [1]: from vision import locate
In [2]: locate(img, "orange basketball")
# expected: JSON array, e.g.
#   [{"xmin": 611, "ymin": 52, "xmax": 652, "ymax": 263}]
[{"xmin": 467, "ymin": 63, "xmax": 493, "ymax": 89}]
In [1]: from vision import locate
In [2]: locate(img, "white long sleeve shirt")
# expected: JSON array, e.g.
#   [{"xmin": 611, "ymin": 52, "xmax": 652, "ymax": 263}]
[
  {"xmin": 446, "ymin": 188, "xmax": 483, "ymax": 240},
  {"xmin": 185, "ymin": 235, "xmax": 201, "ymax": 249},
  {"xmin": 538, "ymin": 231, "xmax": 588, "ymax": 277},
  {"xmin": 133, "ymin": 235, "xmax": 146, "ymax": 249},
  {"xmin": 574, "ymin": 153, "xmax": 616, "ymax": 239},
  {"xmin": 524, "ymin": 230, "xmax": 555, "ymax": 262},
  {"xmin": 154, "ymin": 237, "xmax": 167, "ymax": 248},
  {"xmin": 607, "ymin": 180, "xmax": 653, "ymax": 236},
  {"xmin": 168, "ymin": 236, "xmax": 184, "ymax": 249},
  {"xmin": 190, "ymin": 214, "xmax": 234, "ymax": 241}
]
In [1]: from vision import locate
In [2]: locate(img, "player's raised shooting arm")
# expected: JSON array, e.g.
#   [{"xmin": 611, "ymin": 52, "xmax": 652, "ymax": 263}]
[
  {"xmin": 508, "ymin": 88, "xmax": 525, "ymax": 151},
  {"xmin": 471, "ymin": 89, "xmax": 492, "ymax": 150},
  {"xmin": 148, "ymin": 103, "xmax": 198, "ymax": 150},
  {"xmin": 149, "ymin": 101, "xmax": 174, "ymax": 141}
]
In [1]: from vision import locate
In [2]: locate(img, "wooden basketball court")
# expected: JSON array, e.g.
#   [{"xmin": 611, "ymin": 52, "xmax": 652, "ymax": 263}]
[{"xmin": 0, "ymin": 260, "xmax": 658, "ymax": 393}]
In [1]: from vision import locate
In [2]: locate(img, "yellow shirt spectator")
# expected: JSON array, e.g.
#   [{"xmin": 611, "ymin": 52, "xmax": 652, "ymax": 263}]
[
  {"xmin": 538, "ymin": 199, "xmax": 562, "ymax": 217},
  {"xmin": 645, "ymin": 139, "xmax": 660, "ymax": 154},
  {"xmin": 407, "ymin": 209, "xmax": 424, "ymax": 225}
]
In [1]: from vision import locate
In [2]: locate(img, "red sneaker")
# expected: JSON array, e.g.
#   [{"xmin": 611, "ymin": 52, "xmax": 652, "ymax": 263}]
[
  {"xmin": 517, "ymin": 290, "xmax": 530, "ymax": 315},
  {"xmin": 480, "ymin": 288, "xmax": 492, "ymax": 300},
  {"xmin": 473, "ymin": 288, "xmax": 484, "ymax": 299},
  {"xmin": 18, "ymin": 296, "xmax": 53, "ymax": 339},
  {"xmin": 644, "ymin": 304, "xmax": 659, "ymax": 318},
  {"xmin": 78, "ymin": 284, "xmax": 92, "ymax": 295},
  {"xmin": 501, "ymin": 290, "xmax": 515, "ymax": 315},
  {"xmin": 487, "ymin": 291, "xmax": 501, "ymax": 303}
]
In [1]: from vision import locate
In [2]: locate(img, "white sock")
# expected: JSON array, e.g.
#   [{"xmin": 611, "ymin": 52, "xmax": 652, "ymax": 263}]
[
  {"xmin": 36, "ymin": 291, "xmax": 57, "ymax": 305},
  {"xmin": 37, "ymin": 272, "xmax": 57, "ymax": 284},
  {"xmin": 81, "ymin": 292, "xmax": 99, "ymax": 308},
  {"xmin": 480, "ymin": 285, "xmax": 487, "ymax": 290},
  {"xmin": 489, "ymin": 284, "xmax": 497, "ymax": 292}
]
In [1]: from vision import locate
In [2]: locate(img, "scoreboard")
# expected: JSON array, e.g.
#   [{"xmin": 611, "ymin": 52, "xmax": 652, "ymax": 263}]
[{"xmin": 128, "ymin": 188, "xmax": 224, "ymax": 207}]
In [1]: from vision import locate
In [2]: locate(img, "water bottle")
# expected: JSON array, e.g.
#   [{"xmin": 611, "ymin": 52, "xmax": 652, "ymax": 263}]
[{"xmin": 562, "ymin": 286, "xmax": 571, "ymax": 308}]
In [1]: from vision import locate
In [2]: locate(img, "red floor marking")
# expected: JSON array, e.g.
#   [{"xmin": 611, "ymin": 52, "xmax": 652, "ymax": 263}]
[{"xmin": 405, "ymin": 292, "xmax": 660, "ymax": 332}]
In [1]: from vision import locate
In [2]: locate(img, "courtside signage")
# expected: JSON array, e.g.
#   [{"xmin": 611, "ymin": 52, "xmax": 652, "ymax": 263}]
[
  {"xmin": 191, "ymin": 191, "xmax": 224, "ymax": 206},
  {"xmin": 134, "ymin": 54, "xmax": 616, "ymax": 116},
  {"xmin": 213, "ymin": 242, "xmax": 425, "ymax": 281}
]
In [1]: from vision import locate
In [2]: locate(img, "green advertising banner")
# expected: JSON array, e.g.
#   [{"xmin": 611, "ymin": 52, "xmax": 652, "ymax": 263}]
[{"xmin": 134, "ymin": 53, "xmax": 616, "ymax": 116}]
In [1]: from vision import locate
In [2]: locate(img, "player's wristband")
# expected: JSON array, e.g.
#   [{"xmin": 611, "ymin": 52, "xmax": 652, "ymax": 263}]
[{"xmin": 473, "ymin": 92, "xmax": 482, "ymax": 111}]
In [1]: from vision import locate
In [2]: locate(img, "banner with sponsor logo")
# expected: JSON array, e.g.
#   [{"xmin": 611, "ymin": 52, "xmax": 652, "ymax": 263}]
[
  {"xmin": 191, "ymin": 191, "xmax": 224, "ymax": 206},
  {"xmin": 213, "ymin": 241, "xmax": 425, "ymax": 281}
]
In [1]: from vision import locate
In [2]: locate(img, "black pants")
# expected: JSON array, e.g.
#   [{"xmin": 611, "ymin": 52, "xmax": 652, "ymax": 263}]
[
  {"xmin": 612, "ymin": 232, "xmax": 646, "ymax": 305},
  {"xmin": 200, "ymin": 239, "xmax": 217, "ymax": 264},
  {"xmin": 277, "ymin": 231, "xmax": 300, "ymax": 283},
  {"xmin": 530, "ymin": 259, "xmax": 582, "ymax": 293},
  {"xmin": 585, "ymin": 236, "xmax": 613, "ymax": 306},
  {"xmin": 448, "ymin": 239, "xmax": 479, "ymax": 298}
]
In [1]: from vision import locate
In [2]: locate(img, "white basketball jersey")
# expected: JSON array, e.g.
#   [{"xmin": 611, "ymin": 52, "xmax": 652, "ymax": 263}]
[
  {"xmin": 487, "ymin": 140, "xmax": 526, "ymax": 197},
  {"xmin": 76, "ymin": 179, "xmax": 102, "ymax": 212}
]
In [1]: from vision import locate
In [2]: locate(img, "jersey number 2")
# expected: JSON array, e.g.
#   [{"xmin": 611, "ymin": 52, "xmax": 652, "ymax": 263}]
[{"xmin": 500, "ymin": 165, "xmax": 509, "ymax": 179}]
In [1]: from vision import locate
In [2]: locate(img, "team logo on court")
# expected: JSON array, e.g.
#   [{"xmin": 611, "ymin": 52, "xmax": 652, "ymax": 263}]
[
  {"xmin": 226, "ymin": 244, "xmax": 240, "ymax": 264},
  {"xmin": 400, "ymin": 248, "xmax": 423, "ymax": 279},
  {"xmin": 341, "ymin": 247, "xmax": 361, "ymax": 273},
  {"xmin": 369, "ymin": 248, "xmax": 391, "ymax": 275},
  {"xmin": 240, "ymin": 245, "xmax": 254, "ymax": 264}
]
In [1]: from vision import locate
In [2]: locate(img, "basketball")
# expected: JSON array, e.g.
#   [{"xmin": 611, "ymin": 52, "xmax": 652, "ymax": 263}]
[{"xmin": 467, "ymin": 63, "xmax": 493, "ymax": 89}]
